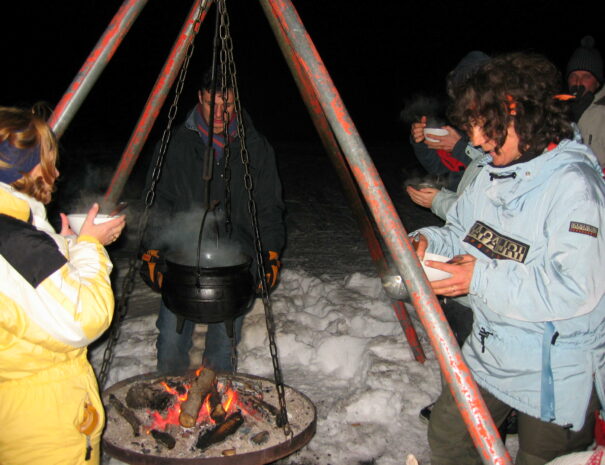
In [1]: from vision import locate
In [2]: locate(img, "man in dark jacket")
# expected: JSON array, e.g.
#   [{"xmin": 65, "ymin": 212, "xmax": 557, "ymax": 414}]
[{"xmin": 142, "ymin": 69, "xmax": 285, "ymax": 374}]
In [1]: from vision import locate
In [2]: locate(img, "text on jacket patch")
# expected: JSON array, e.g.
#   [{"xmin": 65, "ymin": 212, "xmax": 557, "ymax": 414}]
[
  {"xmin": 463, "ymin": 221, "xmax": 529, "ymax": 263},
  {"xmin": 569, "ymin": 221, "xmax": 598, "ymax": 238}
]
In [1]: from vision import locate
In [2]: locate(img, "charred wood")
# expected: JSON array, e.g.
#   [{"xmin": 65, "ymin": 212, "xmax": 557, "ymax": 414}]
[
  {"xmin": 209, "ymin": 385, "xmax": 227, "ymax": 424},
  {"xmin": 125, "ymin": 383, "xmax": 172, "ymax": 411},
  {"xmin": 240, "ymin": 394, "xmax": 284, "ymax": 425},
  {"xmin": 108, "ymin": 394, "xmax": 142, "ymax": 437},
  {"xmin": 150, "ymin": 429, "xmax": 176, "ymax": 449},
  {"xmin": 195, "ymin": 410, "xmax": 244, "ymax": 451},
  {"xmin": 250, "ymin": 430, "xmax": 269, "ymax": 445},
  {"xmin": 179, "ymin": 368, "xmax": 216, "ymax": 428}
]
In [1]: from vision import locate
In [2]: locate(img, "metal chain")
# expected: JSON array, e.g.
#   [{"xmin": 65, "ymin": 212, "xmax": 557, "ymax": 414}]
[
  {"xmin": 217, "ymin": 0, "xmax": 293, "ymax": 438},
  {"xmin": 219, "ymin": 14, "xmax": 233, "ymax": 236},
  {"xmin": 97, "ymin": 1, "xmax": 208, "ymax": 390},
  {"xmin": 230, "ymin": 333, "xmax": 238, "ymax": 373}
]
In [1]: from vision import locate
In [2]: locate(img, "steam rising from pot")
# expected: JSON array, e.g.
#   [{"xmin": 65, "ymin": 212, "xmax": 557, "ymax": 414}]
[{"xmin": 150, "ymin": 208, "xmax": 247, "ymax": 268}]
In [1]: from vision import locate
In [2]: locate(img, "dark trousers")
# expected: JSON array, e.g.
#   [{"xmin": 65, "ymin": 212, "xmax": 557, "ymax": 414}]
[
  {"xmin": 155, "ymin": 300, "xmax": 245, "ymax": 374},
  {"xmin": 428, "ymin": 382, "xmax": 599, "ymax": 465},
  {"xmin": 441, "ymin": 297, "xmax": 473, "ymax": 347}
]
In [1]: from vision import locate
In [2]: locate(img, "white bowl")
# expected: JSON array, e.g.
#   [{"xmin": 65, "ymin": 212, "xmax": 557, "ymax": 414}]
[
  {"xmin": 422, "ymin": 253, "xmax": 453, "ymax": 281},
  {"xmin": 67, "ymin": 213, "xmax": 117, "ymax": 235},
  {"xmin": 423, "ymin": 127, "xmax": 449, "ymax": 143}
]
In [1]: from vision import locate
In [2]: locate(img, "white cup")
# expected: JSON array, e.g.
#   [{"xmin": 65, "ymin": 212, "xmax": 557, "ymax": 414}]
[
  {"xmin": 422, "ymin": 253, "xmax": 453, "ymax": 281},
  {"xmin": 67, "ymin": 213, "xmax": 117, "ymax": 235},
  {"xmin": 423, "ymin": 128, "xmax": 449, "ymax": 143}
]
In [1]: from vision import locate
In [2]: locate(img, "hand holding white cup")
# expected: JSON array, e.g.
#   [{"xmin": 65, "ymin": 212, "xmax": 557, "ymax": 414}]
[
  {"xmin": 423, "ymin": 127, "xmax": 449, "ymax": 143},
  {"xmin": 64, "ymin": 203, "xmax": 126, "ymax": 246}
]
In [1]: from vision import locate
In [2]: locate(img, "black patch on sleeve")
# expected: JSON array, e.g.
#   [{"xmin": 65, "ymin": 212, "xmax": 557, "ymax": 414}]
[
  {"xmin": 569, "ymin": 221, "xmax": 598, "ymax": 238},
  {"xmin": 0, "ymin": 213, "xmax": 67, "ymax": 288},
  {"xmin": 463, "ymin": 220, "xmax": 530, "ymax": 263}
]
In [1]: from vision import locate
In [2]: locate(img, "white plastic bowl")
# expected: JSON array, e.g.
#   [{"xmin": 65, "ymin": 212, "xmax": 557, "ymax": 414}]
[
  {"xmin": 422, "ymin": 253, "xmax": 453, "ymax": 281},
  {"xmin": 67, "ymin": 213, "xmax": 117, "ymax": 235},
  {"xmin": 423, "ymin": 127, "xmax": 448, "ymax": 143}
]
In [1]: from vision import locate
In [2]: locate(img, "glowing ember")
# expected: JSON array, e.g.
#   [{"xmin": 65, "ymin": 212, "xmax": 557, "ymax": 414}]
[{"xmin": 148, "ymin": 376, "xmax": 244, "ymax": 431}]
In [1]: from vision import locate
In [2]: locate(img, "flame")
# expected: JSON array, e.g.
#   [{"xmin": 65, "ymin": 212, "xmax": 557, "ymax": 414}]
[
  {"xmin": 197, "ymin": 394, "xmax": 213, "ymax": 423},
  {"xmin": 160, "ymin": 381, "xmax": 188, "ymax": 402},
  {"xmin": 146, "ymin": 376, "xmax": 243, "ymax": 431},
  {"xmin": 223, "ymin": 387, "xmax": 238, "ymax": 412},
  {"xmin": 148, "ymin": 403, "xmax": 181, "ymax": 431}
]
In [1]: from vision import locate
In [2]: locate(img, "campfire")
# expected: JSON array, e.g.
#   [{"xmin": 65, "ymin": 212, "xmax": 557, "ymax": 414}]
[{"xmin": 102, "ymin": 369, "xmax": 316, "ymax": 464}]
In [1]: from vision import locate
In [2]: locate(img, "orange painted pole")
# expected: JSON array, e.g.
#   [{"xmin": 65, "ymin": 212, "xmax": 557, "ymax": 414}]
[
  {"xmin": 103, "ymin": 0, "xmax": 213, "ymax": 206},
  {"xmin": 49, "ymin": 0, "xmax": 149, "ymax": 139},
  {"xmin": 259, "ymin": 5, "xmax": 426, "ymax": 363},
  {"xmin": 259, "ymin": 0, "xmax": 511, "ymax": 463}
]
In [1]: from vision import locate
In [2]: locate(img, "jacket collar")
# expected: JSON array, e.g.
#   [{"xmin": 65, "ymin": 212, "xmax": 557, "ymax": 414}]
[
  {"xmin": 483, "ymin": 139, "xmax": 600, "ymax": 204},
  {"xmin": 0, "ymin": 183, "xmax": 32, "ymax": 222}
]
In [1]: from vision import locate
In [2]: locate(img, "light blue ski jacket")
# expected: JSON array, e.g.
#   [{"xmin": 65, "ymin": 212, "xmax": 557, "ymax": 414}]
[{"xmin": 416, "ymin": 139, "xmax": 605, "ymax": 430}]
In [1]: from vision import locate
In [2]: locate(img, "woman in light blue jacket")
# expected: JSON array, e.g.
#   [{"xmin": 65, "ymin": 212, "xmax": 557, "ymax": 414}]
[{"xmin": 413, "ymin": 52, "xmax": 605, "ymax": 465}]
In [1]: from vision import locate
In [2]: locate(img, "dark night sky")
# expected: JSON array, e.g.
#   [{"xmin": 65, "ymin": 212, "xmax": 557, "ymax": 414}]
[{"xmin": 2, "ymin": 1, "xmax": 603, "ymax": 153}]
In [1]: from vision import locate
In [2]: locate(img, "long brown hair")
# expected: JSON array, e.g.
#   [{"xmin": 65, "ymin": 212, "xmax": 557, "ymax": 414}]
[{"xmin": 0, "ymin": 105, "xmax": 58, "ymax": 204}]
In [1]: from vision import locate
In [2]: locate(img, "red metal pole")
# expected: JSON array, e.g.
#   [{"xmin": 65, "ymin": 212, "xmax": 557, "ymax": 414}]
[
  {"xmin": 260, "ymin": 7, "xmax": 425, "ymax": 363},
  {"xmin": 49, "ymin": 0, "xmax": 149, "ymax": 139},
  {"xmin": 103, "ymin": 0, "xmax": 213, "ymax": 206},
  {"xmin": 259, "ymin": 0, "xmax": 511, "ymax": 464}
]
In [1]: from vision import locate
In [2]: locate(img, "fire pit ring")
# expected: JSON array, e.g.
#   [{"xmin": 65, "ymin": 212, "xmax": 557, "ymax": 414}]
[{"xmin": 102, "ymin": 371, "xmax": 316, "ymax": 465}]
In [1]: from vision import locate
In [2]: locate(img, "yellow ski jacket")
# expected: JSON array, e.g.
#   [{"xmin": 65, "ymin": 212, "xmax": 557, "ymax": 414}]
[{"xmin": 0, "ymin": 182, "xmax": 114, "ymax": 465}]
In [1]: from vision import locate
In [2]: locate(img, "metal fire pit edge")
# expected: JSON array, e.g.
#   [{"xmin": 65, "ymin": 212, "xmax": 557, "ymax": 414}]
[{"xmin": 102, "ymin": 371, "xmax": 317, "ymax": 465}]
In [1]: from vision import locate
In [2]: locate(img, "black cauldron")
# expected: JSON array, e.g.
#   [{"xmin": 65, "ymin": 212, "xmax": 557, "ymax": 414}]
[{"xmin": 161, "ymin": 249, "xmax": 255, "ymax": 337}]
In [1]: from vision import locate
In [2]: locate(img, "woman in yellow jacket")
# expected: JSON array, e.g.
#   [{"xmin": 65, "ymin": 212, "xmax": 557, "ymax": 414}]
[{"xmin": 0, "ymin": 106, "xmax": 126, "ymax": 465}]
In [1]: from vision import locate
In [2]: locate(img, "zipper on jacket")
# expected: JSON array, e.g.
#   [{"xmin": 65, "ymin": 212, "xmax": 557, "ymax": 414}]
[
  {"xmin": 489, "ymin": 172, "xmax": 517, "ymax": 181},
  {"xmin": 478, "ymin": 327, "xmax": 493, "ymax": 353}
]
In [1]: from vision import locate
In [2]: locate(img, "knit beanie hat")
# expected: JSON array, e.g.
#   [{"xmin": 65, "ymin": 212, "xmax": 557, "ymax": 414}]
[
  {"xmin": 448, "ymin": 51, "xmax": 490, "ymax": 88},
  {"xmin": 566, "ymin": 36, "xmax": 603, "ymax": 84}
]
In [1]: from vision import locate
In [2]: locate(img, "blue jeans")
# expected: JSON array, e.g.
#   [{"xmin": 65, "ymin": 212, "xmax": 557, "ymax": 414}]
[{"xmin": 156, "ymin": 300, "xmax": 245, "ymax": 374}]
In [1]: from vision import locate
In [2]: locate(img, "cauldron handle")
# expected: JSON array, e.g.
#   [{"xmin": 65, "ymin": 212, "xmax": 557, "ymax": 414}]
[
  {"xmin": 195, "ymin": 207, "xmax": 221, "ymax": 286},
  {"xmin": 195, "ymin": 209, "xmax": 211, "ymax": 286}
]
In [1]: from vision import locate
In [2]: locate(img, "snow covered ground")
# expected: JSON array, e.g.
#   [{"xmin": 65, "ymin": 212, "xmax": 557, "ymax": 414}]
[{"xmin": 84, "ymin": 143, "xmax": 521, "ymax": 464}]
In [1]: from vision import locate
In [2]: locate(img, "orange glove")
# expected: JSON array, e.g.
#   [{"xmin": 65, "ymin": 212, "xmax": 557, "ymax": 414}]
[
  {"xmin": 259, "ymin": 250, "xmax": 281, "ymax": 292},
  {"xmin": 139, "ymin": 249, "xmax": 164, "ymax": 292}
]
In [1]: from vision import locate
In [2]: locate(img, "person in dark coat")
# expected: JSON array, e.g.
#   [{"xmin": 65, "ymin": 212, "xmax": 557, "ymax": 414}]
[{"xmin": 141, "ymin": 69, "xmax": 285, "ymax": 374}]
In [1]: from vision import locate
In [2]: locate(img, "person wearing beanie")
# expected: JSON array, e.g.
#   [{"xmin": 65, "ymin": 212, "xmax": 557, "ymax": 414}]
[{"xmin": 566, "ymin": 35, "xmax": 605, "ymax": 169}]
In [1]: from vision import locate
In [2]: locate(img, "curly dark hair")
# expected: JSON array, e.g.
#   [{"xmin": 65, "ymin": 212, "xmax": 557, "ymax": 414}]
[{"xmin": 448, "ymin": 52, "xmax": 573, "ymax": 158}]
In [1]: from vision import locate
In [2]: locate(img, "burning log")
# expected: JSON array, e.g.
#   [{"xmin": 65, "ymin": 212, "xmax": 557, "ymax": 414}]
[
  {"xmin": 125, "ymin": 383, "xmax": 173, "ymax": 411},
  {"xmin": 108, "ymin": 394, "xmax": 142, "ymax": 437},
  {"xmin": 209, "ymin": 386, "xmax": 226, "ymax": 424},
  {"xmin": 150, "ymin": 429, "xmax": 176, "ymax": 449},
  {"xmin": 195, "ymin": 410, "xmax": 244, "ymax": 451},
  {"xmin": 240, "ymin": 394, "xmax": 284, "ymax": 426},
  {"xmin": 179, "ymin": 367, "xmax": 216, "ymax": 428}
]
